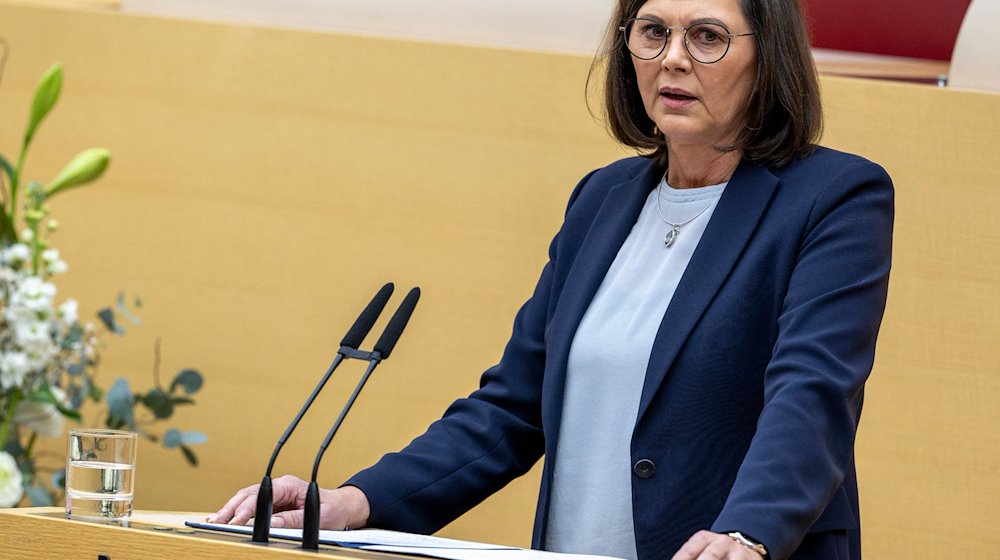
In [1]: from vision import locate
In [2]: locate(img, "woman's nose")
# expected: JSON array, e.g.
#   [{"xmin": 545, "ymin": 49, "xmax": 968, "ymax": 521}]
[{"xmin": 661, "ymin": 31, "xmax": 691, "ymax": 72}]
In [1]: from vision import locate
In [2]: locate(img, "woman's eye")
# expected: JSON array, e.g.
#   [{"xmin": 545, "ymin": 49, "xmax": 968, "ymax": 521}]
[
  {"xmin": 642, "ymin": 24, "xmax": 667, "ymax": 40},
  {"xmin": 693, "ymin": 26, "xmax": 722, "ymax": 43}
]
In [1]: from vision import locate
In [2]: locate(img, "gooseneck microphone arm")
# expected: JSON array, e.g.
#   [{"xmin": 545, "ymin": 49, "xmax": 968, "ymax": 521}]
[
  {"xmin": 251, "ymin": 283, "xmax": 395, "ymax": 544},
  {"xmin": 301, "ymin": 287, "xmax": 421, "ymax": 550}
]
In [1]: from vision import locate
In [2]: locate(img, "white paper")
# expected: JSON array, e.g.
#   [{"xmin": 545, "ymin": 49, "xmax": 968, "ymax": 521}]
[{"xmin": 187, "ymin": 522, "xmax": 625, "ymax": 560}]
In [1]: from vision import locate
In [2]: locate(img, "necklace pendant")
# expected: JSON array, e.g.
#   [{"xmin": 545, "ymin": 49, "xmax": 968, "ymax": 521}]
[{"xmin": 664, "ymin": 227, "xmax": 679, "ymax": 248}]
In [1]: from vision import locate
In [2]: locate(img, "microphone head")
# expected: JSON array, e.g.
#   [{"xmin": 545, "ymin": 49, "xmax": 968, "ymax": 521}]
[
  {"xmin": 340, "ymin": 283, "xmax": 394, "ymax": 349},
  {"xmin": 373, "ymin": 287, "xmax": 420, "ymax": 359}
]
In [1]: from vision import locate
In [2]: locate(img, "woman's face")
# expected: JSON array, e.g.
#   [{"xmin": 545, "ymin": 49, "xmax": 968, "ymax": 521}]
[{"xmin": 630, "ymin": 0, "xmax": 757, "ymax": 149}]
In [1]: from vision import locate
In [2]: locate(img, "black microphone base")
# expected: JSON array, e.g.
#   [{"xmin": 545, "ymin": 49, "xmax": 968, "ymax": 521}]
[
  {"xmin": 251, "ymin": 476, "xmax": 274, "ymax": 543},
  {"xmin": 302, "ymin": 481, "xmax": 321, "ymax": 550}
]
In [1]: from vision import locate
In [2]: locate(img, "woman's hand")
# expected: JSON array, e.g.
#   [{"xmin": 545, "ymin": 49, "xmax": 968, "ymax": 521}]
[
  {"xmin": 207, "ymin": 475, "xmax": 370, "ymax": 530},
  {"xmin": 671, "ymin": 530, "xmax": 765, "ymax": 560}
]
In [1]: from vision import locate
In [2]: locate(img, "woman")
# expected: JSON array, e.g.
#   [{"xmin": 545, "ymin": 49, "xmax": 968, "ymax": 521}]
[{"xmin": 211, "ymin": 0, "xmax": 892, "ymax": 558}]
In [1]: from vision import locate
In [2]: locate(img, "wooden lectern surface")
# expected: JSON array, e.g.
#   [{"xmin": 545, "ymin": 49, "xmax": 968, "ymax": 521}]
[{"xmin": 0, "ymin": 508, "xmax": 404, "ymax": 560}]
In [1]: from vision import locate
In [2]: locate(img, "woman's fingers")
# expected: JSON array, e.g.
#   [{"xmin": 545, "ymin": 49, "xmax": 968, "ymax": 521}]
[
  {"xmin": 270, "ymin": 474, "xmax": 309, "ymax": 511},
  {"xmin": 207, "ymin": 483, "xmax": 261, "ymax": 525},
  {"xmin": 207, "ymin": 477, "xmax": 368, "ymax": 532},
  {"xmin": 271, "ymin": 508, "xmax": 305, "ymax": 528},
  {"xmin": 671, "ymin": 530, "xmax": 763, "ymax": 560}
]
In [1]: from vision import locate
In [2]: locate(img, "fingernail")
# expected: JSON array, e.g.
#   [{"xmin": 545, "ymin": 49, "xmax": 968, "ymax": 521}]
[{"xmin": 271, "ymin": 516, "xmax": 284, "ymax": 528}]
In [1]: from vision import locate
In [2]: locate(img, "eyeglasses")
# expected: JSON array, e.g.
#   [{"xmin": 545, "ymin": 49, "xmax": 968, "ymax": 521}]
[{"xmin": 620, "ymin": 17, "xmax": 754, "ymax": 64}]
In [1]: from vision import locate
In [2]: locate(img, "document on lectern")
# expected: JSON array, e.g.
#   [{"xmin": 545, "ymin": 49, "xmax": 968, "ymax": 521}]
[{"xmin": 185, "ymin": 521, "xmax": 626, "ymax": 560}]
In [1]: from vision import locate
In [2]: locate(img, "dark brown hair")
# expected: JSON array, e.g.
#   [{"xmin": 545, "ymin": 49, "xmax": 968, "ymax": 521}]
[{"xmin": 593, "ymin": 0, "xmax": 822, "ymax": 168}]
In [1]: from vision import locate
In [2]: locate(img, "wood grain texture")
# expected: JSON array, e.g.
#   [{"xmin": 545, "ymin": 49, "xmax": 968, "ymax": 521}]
[
  {"xmin": 0, "ymin": 508, "xmax": 408, "ymax": 559},
  {"xmin": 0, "ymin": 2, "xmax": 998, "ymax": 557}
]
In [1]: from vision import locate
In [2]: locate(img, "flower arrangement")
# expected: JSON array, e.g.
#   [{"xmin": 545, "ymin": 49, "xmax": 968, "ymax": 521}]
[{"xmin": 0, "ymin": 60, "xmax": 206, "ymax": 508}]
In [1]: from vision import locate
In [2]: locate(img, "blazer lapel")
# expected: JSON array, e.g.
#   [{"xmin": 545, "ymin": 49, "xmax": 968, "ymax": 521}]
[
  {"xmin": 541, "ymin": 160, "xmax": 663, "ymax": 441},
  {"xmin": 636, "ymin": 161, "xmax": 779, "ymax": 424}
]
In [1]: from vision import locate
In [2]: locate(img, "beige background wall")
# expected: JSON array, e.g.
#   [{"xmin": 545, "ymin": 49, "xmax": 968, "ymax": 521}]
[{"xmin": 1, "ymin": 2, "xmax": 998, "ymax": 557}]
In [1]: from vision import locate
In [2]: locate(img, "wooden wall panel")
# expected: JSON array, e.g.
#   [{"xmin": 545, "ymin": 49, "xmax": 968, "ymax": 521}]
[
  {"xmin": 1, "ymin": 2, "xmax": 998, "ymax": 556},
  {"xmin": 821, "ymin": 77, "xmax": 1000, "ymax": 556}
]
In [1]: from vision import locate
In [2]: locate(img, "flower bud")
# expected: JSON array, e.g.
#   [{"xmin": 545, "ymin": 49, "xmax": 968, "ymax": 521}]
[
  {"xmin": 45, "ymin": 148, "xmax": 111, "ymax": 197},
  {"xmin": 25, "ymin": 63, "xmax": 63, "ymax": 145}
]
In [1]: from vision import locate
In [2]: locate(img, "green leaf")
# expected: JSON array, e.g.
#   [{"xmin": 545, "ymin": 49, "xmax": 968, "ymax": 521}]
[
  {"xmin": 87, "ymin": 381, "xmax": 103, "ymax": 402},
  {"xmin": 97, "ymin": 307, "xmax": 125, "ymax": 335},
  {"xmin": 0, "ymin": 206, "xmax": 15, "ymax": 245},
  {"xmin": 163, "ymin": 429, "xmax": 207, "ymax": 448},
  {"xmin": 44, "ymin": 147, "xmax": 111, "ymax": 198},
  {"xmin": 3, "ymin": 437, "xmax": 24, "ymax": 457},
  {"xmin": 180, "ymin": 445, "xmax": 198, "ymax": 466},
  {"xmin": 27, "ymin": 383, "xmax": 82, "ymax": 422},
  {"xmin": 25, "ymin": 63, "xmax": 63, "ymax": 145},
  {"xmin": 51, "ymin": 469, "xmax": 65, "ymax": 490},
  {"xmin": 0, "ymin": 154, "xmax": 15, "ymax": 241},
  {"xmin": 163, "ymin": 429, "xmax": 181, "ymax": 448},
  {"xmin": 171, "ymin": 396, "xmax": 195, "ymax": 406},
  {"xmin": 0, "ymin": 153, "xmax": 14, "ymax": 184},
  {"xmin": 105, "ymin": 378, "xmax": 135, "ymax": 430},
  {"xmin": 115, "ymin": 291, "xmax": 143, "ymax": 326},
  {"xmin": 67, "ymin": 384, "xmax": 84, "ymax": 409},
  {"xmin": 61, "ymin": 323, "xmax": 85, "ymax": 351},
  {"xmin": 142, "ymin": 389, "xmax": 174, "ymax": 419},
  {"xmin": 24, "ymin": 483, "xmax": 54, "ymax": 507},
  {"xmin": 170, "ymin": 369, "xmax": 203, "ymax": 395}
]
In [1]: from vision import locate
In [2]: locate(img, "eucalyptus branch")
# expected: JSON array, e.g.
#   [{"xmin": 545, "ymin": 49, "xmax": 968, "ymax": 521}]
[
  {"xmin": 152, "ymin": 337, "xmax": 163, "ymax": 391},
  {"xmin": 23, "ymin": 430, "xmax": 37, "ymax": 459}
]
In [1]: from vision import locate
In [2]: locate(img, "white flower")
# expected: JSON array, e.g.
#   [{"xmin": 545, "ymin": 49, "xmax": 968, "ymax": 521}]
[
  {"xmin": 58, "ymin": 299, "xmax": 79, "ymax": 325},
  {"xmin": 47, "ymin": 260, "xmax": 68, "ymax": 275},
  {"xmin": 41, "ymin": 249, "xmax": 68, "ymax": 276},
  {"xmin": 14, "ymin": 390, "xmax": 67, "ymax": 438},
  {"xmin": 14, "ymin": 401, "xmax": 64, "ymax": 438},
  {"xmin": 0, "ymin": 451, "xmax": 24, "ymax": 508},
  {"xmin": 0, "ymin": 352, "xmax": 30, "ymax": 390},
  {"xmin": 15, "ymin": 321, "xmax": 51, "ymax": 345},
  {"xmin": 20, "ymin": 228, "xmax": 34, "ymax": 242},
  {"xmin": 0, "ymin": 243, "xmax": 31, "ymax": 267},
  {"xmin": 10, "ymin": 276, "xmax": 57, "ymax": 314}
]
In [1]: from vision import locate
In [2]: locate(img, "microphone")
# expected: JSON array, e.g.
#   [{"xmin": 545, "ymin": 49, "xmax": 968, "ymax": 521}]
[
  {"xmin": 301, "ymin": 287, "xmax": 420, "ymax": 550},
  {"xmin": 251, "ymin": 283, "xmax": 395, "ymax": 544}
]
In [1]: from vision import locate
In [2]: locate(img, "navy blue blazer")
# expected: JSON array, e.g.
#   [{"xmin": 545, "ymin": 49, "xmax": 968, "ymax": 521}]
[{"xmin": 347, "ymin": 147, "xmax": 893, "ymax": 560}]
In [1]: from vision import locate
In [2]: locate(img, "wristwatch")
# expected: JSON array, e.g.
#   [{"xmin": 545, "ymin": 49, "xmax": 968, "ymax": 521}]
[{"xmin": 727, "ymin": 532, "xmax": 768, "ymax": 558}]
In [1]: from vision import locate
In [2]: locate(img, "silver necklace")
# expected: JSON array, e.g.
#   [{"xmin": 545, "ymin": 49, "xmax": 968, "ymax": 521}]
[{"xmin": 655, "ymin": 184, "xmax": 714, "ymax": 248}]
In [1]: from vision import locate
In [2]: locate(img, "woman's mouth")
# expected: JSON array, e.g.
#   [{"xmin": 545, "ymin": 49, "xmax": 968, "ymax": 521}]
[
  {"xmin": 658, "ymin": 87, "xmax": 697, "ymax": 109},
  {"xmin": 659, "ymin": 90, "xmax": 697, "ymax": 108}
]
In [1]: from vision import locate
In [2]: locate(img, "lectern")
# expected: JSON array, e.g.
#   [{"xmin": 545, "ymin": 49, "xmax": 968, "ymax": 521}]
[{"xmin": 0, "ymin": 508, "xmax": 401, "ymax": 560}]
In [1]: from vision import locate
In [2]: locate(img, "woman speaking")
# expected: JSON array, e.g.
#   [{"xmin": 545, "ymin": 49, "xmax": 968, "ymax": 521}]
[{"xmin": 211, "ymin": 0, "xmax": 893, "ymax": 558}]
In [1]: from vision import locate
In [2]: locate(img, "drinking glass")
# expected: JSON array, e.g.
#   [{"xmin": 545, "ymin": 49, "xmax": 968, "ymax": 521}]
[{"xmin": 65, "ymin": 429, "xmax": 137, "ymax": 521}]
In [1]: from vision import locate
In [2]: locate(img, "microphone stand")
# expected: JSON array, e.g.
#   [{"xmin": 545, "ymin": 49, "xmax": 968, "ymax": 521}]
[
  {"xmin": 251, "ymin": 283, "xmax": 395, "ymax": 544},
  {"xmin": 301, "ymin": 287, "xmax": 421, "ymax": 550}
]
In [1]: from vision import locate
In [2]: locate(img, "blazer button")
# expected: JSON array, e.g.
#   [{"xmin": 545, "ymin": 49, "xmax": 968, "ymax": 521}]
[{"xmin": 633, "ymin": 459, "xmax": 656, "ymax": 479}]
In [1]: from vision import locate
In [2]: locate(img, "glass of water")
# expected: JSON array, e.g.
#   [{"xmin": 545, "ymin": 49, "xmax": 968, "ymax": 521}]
[{"xmin": 65, "ymin": 429, "xmax": 137, "ymax": 521}]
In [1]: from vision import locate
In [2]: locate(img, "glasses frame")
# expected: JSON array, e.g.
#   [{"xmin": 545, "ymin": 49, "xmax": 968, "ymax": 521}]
[{"xmin": 619, "ymin": 17, "xmax": 755, "ymax": 64}]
